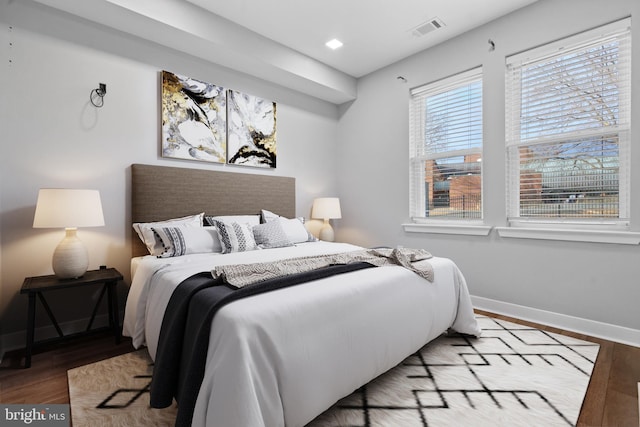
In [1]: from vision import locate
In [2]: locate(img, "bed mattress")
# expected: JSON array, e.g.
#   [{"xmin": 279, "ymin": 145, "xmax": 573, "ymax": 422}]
[{"xmin": 123, "ymin": 241, "xmax": 480, "ymax": 426}]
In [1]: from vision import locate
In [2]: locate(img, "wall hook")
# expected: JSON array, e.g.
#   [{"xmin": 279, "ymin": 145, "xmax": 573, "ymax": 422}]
[
  {"xmin": 488, "ymin": 39, "xmax": 496, "ymax": 52},
  {"xmin": 90, "ymin": 83, "xmax": 107, "ymax": 107}
]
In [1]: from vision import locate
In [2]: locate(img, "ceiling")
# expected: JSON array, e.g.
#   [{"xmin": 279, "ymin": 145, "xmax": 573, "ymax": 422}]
[
  {"xmin": 187, "ymin": 0, "xmax": 539, "ymax": 78},
  {"xmin": 29, "ymin": 0, "xmax": 538, "ymax": 104}
]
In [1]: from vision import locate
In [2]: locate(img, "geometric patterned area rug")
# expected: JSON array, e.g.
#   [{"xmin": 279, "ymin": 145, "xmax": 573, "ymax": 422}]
[
  {"xmin": 310, "ymin": 315, "xmax": 599, "ymax": 427},
  {"xmin": 68, "ymin": 316, "xmax": 599, "ymax": 427},
  {"xmin": 68, "ymin": 350, "xmax": 177, "ymax": 427}
]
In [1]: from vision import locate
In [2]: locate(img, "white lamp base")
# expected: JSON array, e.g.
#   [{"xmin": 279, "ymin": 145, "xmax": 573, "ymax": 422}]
[
  {"xmin": 319, "ymin": 220, "xmax": 335, "ymax": 242},
  {"xmin": 52, "ymin": 228, "xmax": 89, "ymax": 279}
]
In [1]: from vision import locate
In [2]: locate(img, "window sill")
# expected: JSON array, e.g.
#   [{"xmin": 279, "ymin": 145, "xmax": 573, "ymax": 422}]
[
  {"xmin": 495, "ymin": 227, "xmax": 640, "ymax": 245},
  {"xmin": 402, "ymin": 223, "xmax": 492, "ymax": 236}
]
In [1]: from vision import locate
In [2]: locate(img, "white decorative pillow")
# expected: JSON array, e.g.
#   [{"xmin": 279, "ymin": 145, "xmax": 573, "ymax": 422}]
[
  {"xmin": 260, "ymin": 209, "xmax": 281, "ymax": 223},
  {"xmin": 133, "ymin": 213, "xmax": 204, "ymax": 256},
  {"xmin": 253, "ymin": 220, "xmax": 293, "ymax": 249},
  {"xmin": 152, "ymin": 226, "xmax": 222, "ymax": 258},
  {"xmin": 277, "ymin": 217, "xmax": 318, "ymax": 243},
  {"xmin": 204, "ymin": 215, "xmax": 261, "ymax": 227},
  {"xmin": 260, "ymin": 209, "xmax": 318, "ymax": 242},
  {"xmin": 211, "ymin": 220, "xmax": 258, "ymax": 254}
]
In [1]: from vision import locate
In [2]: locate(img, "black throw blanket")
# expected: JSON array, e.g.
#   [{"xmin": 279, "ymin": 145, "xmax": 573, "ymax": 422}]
[{"xmin": 150, "ymin": 261, "xmax": 375, "ymax": 427}]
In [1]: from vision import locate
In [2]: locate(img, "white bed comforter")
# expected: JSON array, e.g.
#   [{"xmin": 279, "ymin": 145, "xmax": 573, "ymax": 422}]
[{"xmin": 123, "ymin": 242, "xmax": 480, "ymax": 427}]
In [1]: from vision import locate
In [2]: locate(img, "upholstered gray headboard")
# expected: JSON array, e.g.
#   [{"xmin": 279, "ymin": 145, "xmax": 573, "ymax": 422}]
[{"xmin": 131, "ymin": 163, "xmax": 296, "ymax": 257}]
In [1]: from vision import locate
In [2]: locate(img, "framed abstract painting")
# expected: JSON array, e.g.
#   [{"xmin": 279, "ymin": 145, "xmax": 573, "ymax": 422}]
[
  {"xmin": 161, "ymin": 70, "xmax": 227, "ymax": 163},
  {"xmin": 227, "ymin": 89, "xmax": 277, "ymax": 168}
]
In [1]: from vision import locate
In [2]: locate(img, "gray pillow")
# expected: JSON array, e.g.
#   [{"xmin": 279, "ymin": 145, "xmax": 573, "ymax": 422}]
[{"xmin": 253, "ymin": 220, "xmax": 293, "ymax": 249}]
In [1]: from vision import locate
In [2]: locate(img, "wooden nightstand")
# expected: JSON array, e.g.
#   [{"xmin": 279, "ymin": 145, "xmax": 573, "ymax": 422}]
[{"xmin": 20, "ymin": 267, "xmax": 123, "ymax": 368}]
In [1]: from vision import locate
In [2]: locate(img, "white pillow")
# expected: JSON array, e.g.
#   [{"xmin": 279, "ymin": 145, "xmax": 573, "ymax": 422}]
[
  {"xmin": 260, "ymin": 209, "xmax": 281, "ymax": 223},
  {"xmin": 205, "ymin": 215, "xmax": 261, "ymax": 227},
  {"xmin": 133, "ymin": 213, "xmax": 204, "ymax": 256},
  {"xmin": 152, "ymin": 226, "xmax": 222, "ymax": 258},
  {"xmin": 211, "ymin": 220, "xmax": 258, "ymax": 254},
  {"xmin": 277, "ymin": 217, "xmax": 317, "ymax": 243}
]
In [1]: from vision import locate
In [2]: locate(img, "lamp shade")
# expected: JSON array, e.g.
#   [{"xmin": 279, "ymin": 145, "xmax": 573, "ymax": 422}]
[
  {"xmin": 33, "ymin": 189, "xmax": 105, "ymax": 228},
  {"xmin": 33, "ymin": 189, "xmax": 105, "ymax": 278},
  {"xmin": 311, "ymin": 197, "xmax": 342, "ymax": 220},
  {"xmin": 311, "ymin": 198, "xmax": 341, "ymax": 242}
]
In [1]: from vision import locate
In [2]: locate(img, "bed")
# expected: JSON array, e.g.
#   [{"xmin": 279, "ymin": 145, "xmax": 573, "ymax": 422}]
[{"xmin": 122, "ymin": 163, "xmax": 481, "ymax": 427}]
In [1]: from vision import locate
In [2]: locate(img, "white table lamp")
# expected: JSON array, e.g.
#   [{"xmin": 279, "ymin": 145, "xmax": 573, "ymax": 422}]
[
  {"xmin": 312, "ymin": 197, "xmax": 342, "ymax": 242},
  {"xmin": 33, "ymin": 189, "xmax": 105, "ymax": 279}
]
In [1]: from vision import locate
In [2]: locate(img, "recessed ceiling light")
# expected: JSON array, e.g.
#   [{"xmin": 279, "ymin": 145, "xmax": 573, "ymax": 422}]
[{"xmin": 325, "ymin": 39, "xmax": 343, "ymax": 50}]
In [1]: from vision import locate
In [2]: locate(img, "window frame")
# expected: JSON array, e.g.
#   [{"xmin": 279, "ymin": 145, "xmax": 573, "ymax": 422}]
[
  {"xmin": 409, "ymin": 67, "xmax": 484, "ymax": 224},
  {"xmin": 504, "ymin": 18, "xmax": 632, "ymax": 232}
]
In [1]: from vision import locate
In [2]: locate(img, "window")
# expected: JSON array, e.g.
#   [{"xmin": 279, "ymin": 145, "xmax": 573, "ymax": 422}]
[
  {"xmin": 410, "ymin": 68, "xmax": 483, "ymax": 221},
  {"xmin": 505, "ymin": 19, "xmax": 631, "ymax": 228}
]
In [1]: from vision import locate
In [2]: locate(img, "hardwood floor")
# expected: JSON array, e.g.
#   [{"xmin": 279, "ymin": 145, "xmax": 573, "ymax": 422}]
[
  {"xmin": 0, "ymin": 312, "xmax": 638, "ymax": 426},
  {"xmin": 0, "ymin": 331, "xmax": 135, "ymax": 405}
]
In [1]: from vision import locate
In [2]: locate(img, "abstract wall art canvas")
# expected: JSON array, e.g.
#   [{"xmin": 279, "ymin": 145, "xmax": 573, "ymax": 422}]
[
  {"xmin": 227, "ymin": 89, "xmax": 277, "ymax": 168},
  {"xmin": 161, "ymin": 70, "xmax": 227, "ymax": 163}
]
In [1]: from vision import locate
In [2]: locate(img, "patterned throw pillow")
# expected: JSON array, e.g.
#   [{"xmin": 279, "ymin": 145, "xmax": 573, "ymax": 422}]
[
  {"xmin": 253, "ymin": 220, "xmax": 293, "ymax": 249},
  {"xmin": 152, "ymin": 226, "xmax": 221, "ymax": 258},
  {"xmin": 212, "ymin": 220, "xmax": 258, "ymax": 254},
  {"xmin": 133, "ymin": 213, "xmax": 204, "ymax": 256}
]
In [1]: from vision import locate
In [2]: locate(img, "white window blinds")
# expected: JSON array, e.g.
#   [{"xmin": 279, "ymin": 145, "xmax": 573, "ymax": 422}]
[
  {"xmin": 410, "ymin": 68, "xmax": 483, "ymax": 220},
  {"xmin": 505, "ymin": 19, "xmax": 631, "ymax": 224}
]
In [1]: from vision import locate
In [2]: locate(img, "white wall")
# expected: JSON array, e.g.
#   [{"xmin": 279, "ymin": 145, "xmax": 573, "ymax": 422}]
[
  {"xmin": 0, "ymin": 0, "xmax": 339, "ymax": 339},
  {"xmin": 2, "ymin": 0, "xmax": 638, "ymax": 353},
  {"xmin": 337, "ymin": 0, "xmax": 640, "ymax": 342}
]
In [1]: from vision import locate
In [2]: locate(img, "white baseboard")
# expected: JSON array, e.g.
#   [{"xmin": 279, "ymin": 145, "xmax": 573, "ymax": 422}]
[
  {"xmin": 0, "ymin": 313, "xmax": 118, "ymax": 363},
  {"xmin": 472, "ymin": 295, "xmax": 640, "ymax": 348}
]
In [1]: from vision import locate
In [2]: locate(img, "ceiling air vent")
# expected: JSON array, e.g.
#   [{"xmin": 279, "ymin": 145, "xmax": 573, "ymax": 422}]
[{"xmin": 411, "ymin": 17, "xmax": 446, "ymax": 37}]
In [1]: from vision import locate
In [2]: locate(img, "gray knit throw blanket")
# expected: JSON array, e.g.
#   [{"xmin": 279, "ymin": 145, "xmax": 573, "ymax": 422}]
[{"xmin": 211, "ymin": 247, "xmax": 434, "ymax": 289}]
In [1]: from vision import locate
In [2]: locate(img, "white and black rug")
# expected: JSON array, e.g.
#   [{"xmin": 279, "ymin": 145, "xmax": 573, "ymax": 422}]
[{"xmin": 68, "ymin": 316, "xmax": 599, "ymax": 427}]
